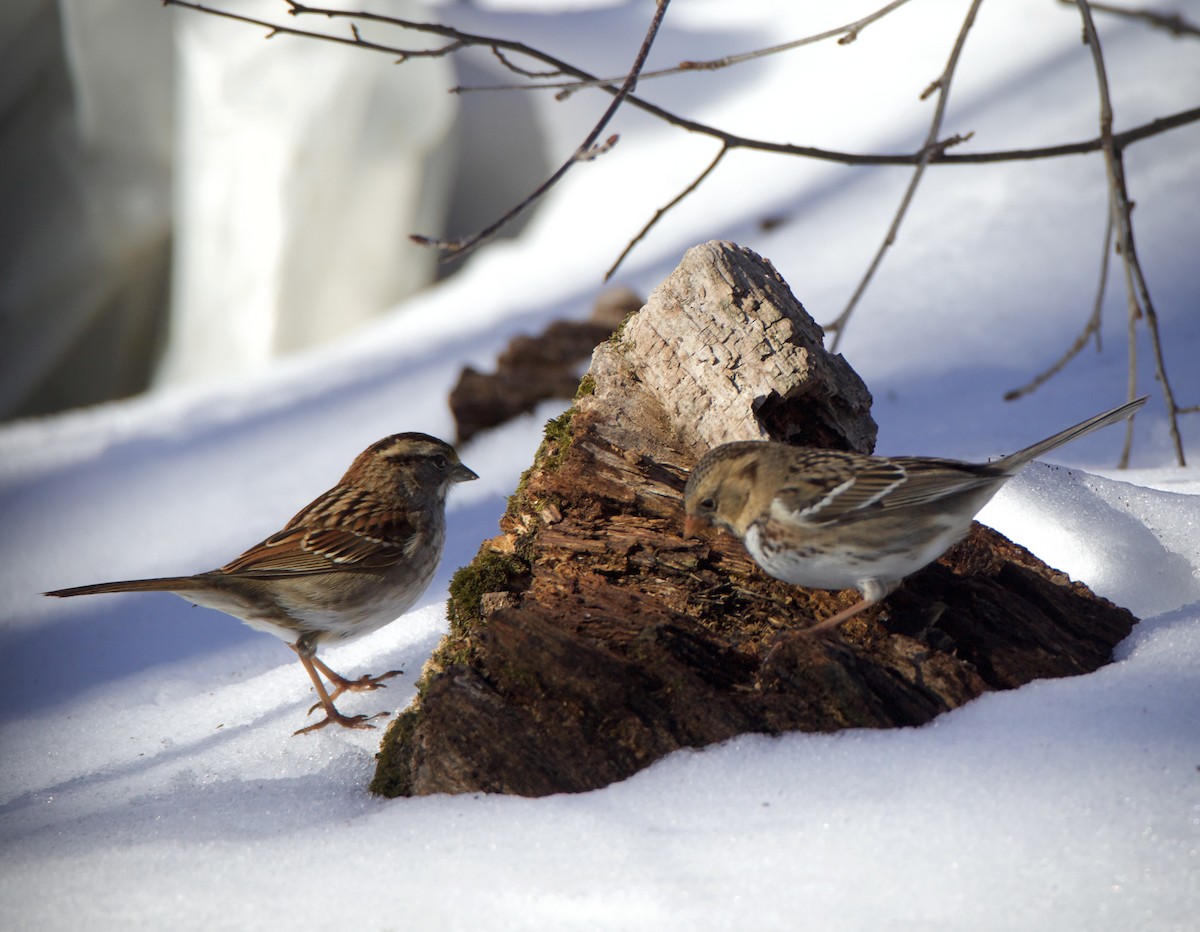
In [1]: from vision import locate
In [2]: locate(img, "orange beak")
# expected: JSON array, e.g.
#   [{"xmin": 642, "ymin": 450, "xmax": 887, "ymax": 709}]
[{"xmin": 683, "ymin": 514, "xmax": 711, "ymax": 540}]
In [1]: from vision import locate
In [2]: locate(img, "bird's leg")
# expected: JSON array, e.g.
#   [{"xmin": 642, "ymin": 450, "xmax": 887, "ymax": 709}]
[
  {"xmin": 309, "ymin": 655, "xmax": 402, "ymax": 703},
  {"xmin": 803, "ymin": 597, "xmax": 876, "ymax": 635},
  {"xmin": 758, "ymin": 593, "xmax": 879, "ymax": 677},
  {"xmin": 291, "ymin": 648, "xmax": 383, "ymax": 736},
  {"xmin": 804, "ymin": 579, "xmax": 901, "ymax": 635}
]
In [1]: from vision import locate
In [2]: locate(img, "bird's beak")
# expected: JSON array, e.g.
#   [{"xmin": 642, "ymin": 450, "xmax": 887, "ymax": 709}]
[
  {"xmin": 683, "ymin": 515, "xmax": 710, "ymax": 540},
  {"xmin": 453, "ymin": 463, "xmax": 479, "ymax": 483}
]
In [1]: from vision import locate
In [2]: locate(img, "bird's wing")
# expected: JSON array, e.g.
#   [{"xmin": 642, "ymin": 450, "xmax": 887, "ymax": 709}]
[
  {"xmin": 872, "ymin": 458, "xmax": 1001, "ymax": 510},
  {"xmin": 773, "ymin": 456, "xmax": 908, "ymax": 523},
  {"xmin": 221, "ymin": 489, "xmax": 418, "ymax": 577},
  {"xmin": 774, "ymin": 456, "xmax": 1000, "ymax": 524}
]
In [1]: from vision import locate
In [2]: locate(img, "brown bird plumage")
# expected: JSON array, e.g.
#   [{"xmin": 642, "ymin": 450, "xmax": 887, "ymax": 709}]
[
  {"xmin": 683, "ymin": 397, "xmax": 1147, "ymax": 633},
  {"xmin": 47, "ymin": 432, "xmax": 477, "ymax": 734}
]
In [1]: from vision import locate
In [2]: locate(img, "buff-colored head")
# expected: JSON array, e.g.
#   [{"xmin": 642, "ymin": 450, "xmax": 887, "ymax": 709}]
[{"xmin": 682, "ymin": 441, "xmax": 779, "ymax": 540}]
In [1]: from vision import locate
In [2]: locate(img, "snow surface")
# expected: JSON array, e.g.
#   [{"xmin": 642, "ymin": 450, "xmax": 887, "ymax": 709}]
[{"xmin": 2, "ymin": 1, "xmax": 1199, "ymax": 929}]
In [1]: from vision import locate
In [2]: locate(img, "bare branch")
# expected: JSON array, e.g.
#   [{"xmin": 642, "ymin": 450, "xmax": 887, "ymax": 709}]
[
  {"xmin": 575, "ymin": 135, "xmax": 620, "ymax": 162},
  {"xmin": 1057, "ymin": 0, "xmax": 1200, "ymax": 37},
  {"xmin": 162, "ymin": 0, "xmax": 1197, "ymax": 465},
  {"xmin": 167, "ymin": 3, "xmax": 1200, "ymax": 171},
  {"xmin": 162, "ymin": 0, "xmax": 468, "ymax": 60},
  {"xmin": 1004, "ymin": 212, "xmax": 1112, "ymax": 402},
  {"xmin": 489, "ymin": 46, "xmax": 566, "ymax": 82},
  {"xmin": 412, "ymin": 0, "xmax": 672, "ymax": 260},
  {"xmin": 826, "ymin": 0, "xmax": 984, "ymax": 350},
  {"xmin": 165, "ymin": 0, "xmax": 1200, "ymax": 174},
  {"xmin": 458, "ymin": 0, "xmax": 916, "ymax": 96},
  {"xmin": 1074, "ymin": 0, "xmax": 1187, "ymax": 465},
  {"xmin": 936, "ymin": 105, "xmax": 1200, "ymax": 163}
]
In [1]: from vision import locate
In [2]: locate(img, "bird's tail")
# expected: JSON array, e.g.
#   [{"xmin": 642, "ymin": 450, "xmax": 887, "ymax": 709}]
[
  {"xmin": 45, "ymin": 577, "xmax": 207, "ymax": 598},
  {"xmin": 996, "ymin": 396, "xmax": 1147, "ymax": 473}
]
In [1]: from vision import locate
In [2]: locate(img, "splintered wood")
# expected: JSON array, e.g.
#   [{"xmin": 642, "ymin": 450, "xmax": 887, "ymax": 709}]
[{"xmin": 613, "ymin": 245, "xmax": 874, "ymax": 455}]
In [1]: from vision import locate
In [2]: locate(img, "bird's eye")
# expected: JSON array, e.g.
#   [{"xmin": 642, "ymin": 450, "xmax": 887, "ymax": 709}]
[
  {"xmin": 432, "ymin": 455, "xmax": 448, "ymax": 470},
  {"xmin": 698, "ymin": 497, "xmax": 716, "ymax": 513}
]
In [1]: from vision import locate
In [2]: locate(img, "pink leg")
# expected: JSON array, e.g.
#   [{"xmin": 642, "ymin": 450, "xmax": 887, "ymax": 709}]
[
  {"xmin": 309, "ymin": 655, "xmax": 402, "ymax": 702},
  {"xmin": 804, "ymin": 597, "xmax": 876, "ymax": 635},
  {"xmin": 291, "ymin": 651, "xmax": 385, "ymax": 736}
]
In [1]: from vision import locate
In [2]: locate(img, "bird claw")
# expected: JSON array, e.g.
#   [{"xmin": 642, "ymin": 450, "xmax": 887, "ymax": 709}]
[
  {"xmin": 293, "ymin": 709, "xmax": 388, "ymax": 736},
  {"xmin": 335, "ymin": 669, "xmax": 403, "ymax": 694},
  {"xmin": 320, "ymin": 668, "xmax": 403, "ymax": 706},
  {"xmin": 306, "ymin": 669, "xmax": 402, "ymax": 714}
]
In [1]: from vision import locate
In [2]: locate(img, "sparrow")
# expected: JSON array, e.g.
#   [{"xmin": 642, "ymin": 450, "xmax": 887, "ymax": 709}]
[
  {"xmin": 683, "ymin": 397, "xmax": 1147, "ymax": 634},
  {"xmin": 47, "ymin": 432, "xmax": 477, "ymax": 734}
]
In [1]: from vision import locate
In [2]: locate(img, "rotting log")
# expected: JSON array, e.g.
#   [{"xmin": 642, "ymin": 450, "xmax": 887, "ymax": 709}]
[{"xmin": 372, "ymin": 241, "xmax": 1136, "ymax": 798}]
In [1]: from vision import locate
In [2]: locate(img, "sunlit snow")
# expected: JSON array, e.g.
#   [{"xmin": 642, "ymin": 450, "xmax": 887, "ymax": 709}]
[{"xmin": 2, "ymin": 1, "xmax": 1198, "ymax": 929}]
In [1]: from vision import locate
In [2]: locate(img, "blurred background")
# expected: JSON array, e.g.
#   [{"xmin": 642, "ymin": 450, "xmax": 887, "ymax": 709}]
[{"xmin": 1, "ymin": 0, "xmax": 552, "ymax": 420}]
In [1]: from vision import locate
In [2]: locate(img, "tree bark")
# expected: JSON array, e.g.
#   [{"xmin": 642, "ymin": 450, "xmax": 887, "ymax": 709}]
[{"xmin": 373, "ymin": 241, "xmax": 1136, "ymax": 798}]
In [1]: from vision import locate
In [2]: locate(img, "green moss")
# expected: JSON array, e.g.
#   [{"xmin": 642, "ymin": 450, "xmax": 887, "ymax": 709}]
[
  {"xmin": 446, "ymin": 548, "xmax": 528, "ymax": 634},
  {"xmin": 407, "ymin": 547, "xmax": 528, "ymax": 701},
  {"xmin": 575, "ymin": 373, "xmax": 596, "ymax": 400},
  {"xmin": 506, "ymin": 406, "xmax": 576, "ymax": 522},
  {"xmin": 370, "ymin": 708, "xmax": 418, "ymax": 797},
  {"xmin": 608, "ymin": 307, "xmax": 638, "ymax": 344},
  {"xmin": 540, "ymin": 407, "xmax": 575, "ymax": 471}
]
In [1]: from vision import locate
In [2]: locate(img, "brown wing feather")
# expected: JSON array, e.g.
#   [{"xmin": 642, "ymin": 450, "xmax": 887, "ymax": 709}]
[
  {"xmin": 220, "ymin": 487, "xmax": 417, "ymax": 577},
  {"xmin": 873, "ymin": 457, "xmax": 1001, "ymax": 510},
  {"xmin": 774, "ymin": 455, "xmax": 908, "ymax": 523},
  {"xmin": 773, "ymin": 454, "xmax": 1002, "ymax": 524}
]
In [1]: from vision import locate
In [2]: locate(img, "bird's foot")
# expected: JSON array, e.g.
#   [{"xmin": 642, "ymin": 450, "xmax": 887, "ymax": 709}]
[
  {"xmin": 307, "ymin": 668, "xmax": 402, "ymax": 714},
  {"xmin": 330, "ymin": 669, "xmax": 403, "ymax": 696},
  {"xmin": 293, "ymin": 708, "xmax": 388, "ymax": 736}
]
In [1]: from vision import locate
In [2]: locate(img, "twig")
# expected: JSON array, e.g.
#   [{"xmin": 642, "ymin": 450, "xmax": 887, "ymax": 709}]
[
  {"xmin": 1124, "ymin": 255, "xmax": 1139, "ymax": 467},
  {"xmin": 932, "ymin": 106, "xmax": 1200, "ymax": 162},
  {"xmin": 414, "ymin": 0, "xmax": 669, "ymax": 259},
  {"xmin": 162, "ymin": 0, "xmax": 469, "ymax": 60},
  {"xmin": 1074, "ymin": 0, "xmax": 1187, "ymax": 465},
  {"xmin": 1004, "ymin": 211, "xmax": 1112, "ymax": 401},
  {"xmin": 1057, "ymin": 0, "xmax": 1200, "ymax": 37},
  {"xmin": 457, "ymin": 0, "xmax": 915, "ymax": 96},
  {"xmin": 162, "ymin": 2, "xmax": 1200, "ymax": 171},
  {"xmin": 1079, "ymin": 1, "xmax": 1143, "ymax": 468},
  {"xmin": 279, "ymin": 0, "xmax": 672, "ymax": 260},
  {"xmin": 163, "ymin": 0, "xmax": 1197, "ymax": 466},
  {"xmin": 825, "ymin": 0, "xmax": 984, "ymax": 350},
  {"xmin": 605, "ymin": 145, "xmax": 729, "ymax": 281}
]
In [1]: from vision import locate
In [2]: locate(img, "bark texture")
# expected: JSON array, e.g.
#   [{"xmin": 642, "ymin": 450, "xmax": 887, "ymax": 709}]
[{"xmin": 372, "ymin": 241, "xmax": 1136, "ymax": 798}]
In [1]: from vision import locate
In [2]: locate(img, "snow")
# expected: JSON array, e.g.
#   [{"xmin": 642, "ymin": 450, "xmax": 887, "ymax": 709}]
[{"xmin": 2, "ymin": 1, "xmax": 1199, "ymax": 929}]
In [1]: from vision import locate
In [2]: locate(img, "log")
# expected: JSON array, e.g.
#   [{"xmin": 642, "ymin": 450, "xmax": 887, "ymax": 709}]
[{"xmin": 372, "ymin": 241, "xmax": 1136, "ymax": 798}]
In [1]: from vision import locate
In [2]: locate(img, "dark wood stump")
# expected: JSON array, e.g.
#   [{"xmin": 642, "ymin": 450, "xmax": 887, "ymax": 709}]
[{"xmin": 372, "ymin": 241, "xmax": 1136, "ymax": 798}]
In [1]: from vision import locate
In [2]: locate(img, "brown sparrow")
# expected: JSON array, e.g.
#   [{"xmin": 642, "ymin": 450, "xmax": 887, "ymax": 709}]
[
  {"xmin": 683, "ymin": 397, "xmax": 1147, "ymax": 634},
  {"xmin": 46, "ymin": 433, "xmax": 477, "ymax": 734}
]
